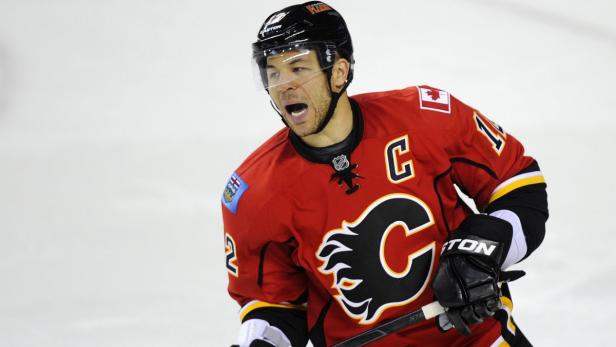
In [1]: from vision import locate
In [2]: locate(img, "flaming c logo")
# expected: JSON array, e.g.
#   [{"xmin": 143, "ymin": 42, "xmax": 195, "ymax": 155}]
[{"xmin": 316, "ymin": 194, "xmax": 436, "ymax": 324}]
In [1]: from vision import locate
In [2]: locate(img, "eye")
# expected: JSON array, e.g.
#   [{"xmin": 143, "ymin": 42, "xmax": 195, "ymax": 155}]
[
  {"xmin": 268, "ymin": 71, "xmax": 280, "ymax": 80},
  {"xmin": 293, "ymin": 67, "xmax": 307, "ymax": 73}
]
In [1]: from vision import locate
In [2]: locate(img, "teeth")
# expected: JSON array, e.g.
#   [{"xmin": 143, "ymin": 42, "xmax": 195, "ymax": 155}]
[{"xmin": 285, "ymin": 103, "xmax": 307, "ymax": 117}]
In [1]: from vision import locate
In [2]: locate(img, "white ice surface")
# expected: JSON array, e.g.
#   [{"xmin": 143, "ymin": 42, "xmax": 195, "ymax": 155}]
[{"xmin": 0, "ymin": 1, "xmax": 614, "ymax": 346}]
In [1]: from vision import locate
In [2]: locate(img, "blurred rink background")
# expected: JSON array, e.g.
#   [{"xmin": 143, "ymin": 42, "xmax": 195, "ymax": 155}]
[{"xmin": 0, "ymin": 0, "xmax": 614, "ymax": 346}]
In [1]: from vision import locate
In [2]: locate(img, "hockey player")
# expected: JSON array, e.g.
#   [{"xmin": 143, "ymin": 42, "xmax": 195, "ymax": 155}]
[{"xmin": 221, "ymin": 2, "xmax": 548, "ymax": 346}]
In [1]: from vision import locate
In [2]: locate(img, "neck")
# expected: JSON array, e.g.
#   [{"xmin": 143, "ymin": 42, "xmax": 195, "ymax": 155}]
[{"xmin": 301, "ymin": 93, "xmax": 353, "ymax": 148}]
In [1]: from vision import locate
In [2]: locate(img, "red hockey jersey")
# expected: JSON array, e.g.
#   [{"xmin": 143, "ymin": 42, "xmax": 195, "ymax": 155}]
[{"xmin": 221, "ymin": 86, "xmax": 544, "ymax": 346}]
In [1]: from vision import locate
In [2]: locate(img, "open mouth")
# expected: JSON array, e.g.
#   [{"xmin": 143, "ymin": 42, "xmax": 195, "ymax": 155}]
[{"xmin": 284, "ymin": 103, "xmax": 308, "ymax": 117}]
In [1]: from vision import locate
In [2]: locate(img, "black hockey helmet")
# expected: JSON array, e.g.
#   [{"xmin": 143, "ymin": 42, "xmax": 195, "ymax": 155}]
[
  {"xmin": 252, "ymin": 2, "xmax": 355, "ymax": 133},
  {"xmin": 252, "ymin": 1, "xmax": 354, "ymax": 90}
]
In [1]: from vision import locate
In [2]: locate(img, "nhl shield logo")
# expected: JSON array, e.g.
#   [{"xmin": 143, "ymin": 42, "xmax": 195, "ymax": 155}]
[{"xmin": 332, "ymin": 154, "xmax": 350, "ymax": 171}]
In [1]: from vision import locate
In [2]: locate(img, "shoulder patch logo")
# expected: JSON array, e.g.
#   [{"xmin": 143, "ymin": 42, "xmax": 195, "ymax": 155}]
[
  {"xmin": 417, "ymin": 86, "xmax": 451, "ymax": 114},
  {"xmin": 222, "ymin": 172, "xmax": 248, "ymax": 214}
]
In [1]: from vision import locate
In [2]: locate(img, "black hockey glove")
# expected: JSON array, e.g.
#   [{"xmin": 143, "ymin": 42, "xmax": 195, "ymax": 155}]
[{"xmin": 432, "ymin": 214, "xmax": 525, "ymax": 335}]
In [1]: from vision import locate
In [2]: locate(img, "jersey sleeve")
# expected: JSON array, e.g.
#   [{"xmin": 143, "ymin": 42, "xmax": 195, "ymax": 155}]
[
  {"xmin": 221, "ymin": 169, "xmax": 308, "ymax": 341},
  {"xmin": 446, "ymin": 95, "xmax": 546, "ymax": 211},
  {"xmin": 441, "ymin": 92, "xmax": 548, "ymax": 260}
]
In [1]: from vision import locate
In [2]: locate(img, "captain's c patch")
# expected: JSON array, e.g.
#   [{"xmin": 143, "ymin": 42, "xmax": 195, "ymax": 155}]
[{"xmin": 222, "ymin": 172, "xmax": 248, "ymax": 214}]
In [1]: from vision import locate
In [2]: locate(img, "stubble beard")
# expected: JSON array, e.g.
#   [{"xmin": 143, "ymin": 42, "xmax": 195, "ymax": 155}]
[
  {"xmin": 289, "ymin": 109, "xmax": 322, "ymax": 137},
  {"xmin": 289, "ymin": 92, "xmax": 331, "ymax": 138}
]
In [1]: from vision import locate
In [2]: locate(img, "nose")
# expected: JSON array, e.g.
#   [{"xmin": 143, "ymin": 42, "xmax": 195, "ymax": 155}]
[
  {"xmin": 271, "ymin": 70, "xmax": 300, "ymax": 92},
  {"xmin": 280, "ymin": 81, "xmax": 298, "ymax": 94}
]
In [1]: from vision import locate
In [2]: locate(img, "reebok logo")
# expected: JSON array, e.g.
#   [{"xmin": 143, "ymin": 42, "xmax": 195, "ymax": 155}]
[
  {"xmin": 441, "ymin": 238, "xmax": 497, "ymax": 256},
  {"xmin": 305, "ymin": 3, "xmax": 332, "ymax": 15}
]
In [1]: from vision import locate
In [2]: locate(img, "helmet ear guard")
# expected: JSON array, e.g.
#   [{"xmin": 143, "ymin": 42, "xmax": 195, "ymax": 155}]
[{"xmin": 316, "ymin": 43, "xmax": 354, "ymax": 90}]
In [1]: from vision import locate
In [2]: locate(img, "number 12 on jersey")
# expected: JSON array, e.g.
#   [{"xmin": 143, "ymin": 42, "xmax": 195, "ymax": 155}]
[
  {"xmin": 474, "ymin": 112, "xmax": 506, "ymax": 155},
  {"xmin": 225, "ymin": 233, "xmax": 239, "ymax": 277}
]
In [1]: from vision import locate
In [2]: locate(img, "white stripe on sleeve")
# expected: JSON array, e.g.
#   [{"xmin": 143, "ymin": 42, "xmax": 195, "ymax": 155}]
[{"xmin": 489, "ymin": 209, "xmax": 527, "ymax": 269}]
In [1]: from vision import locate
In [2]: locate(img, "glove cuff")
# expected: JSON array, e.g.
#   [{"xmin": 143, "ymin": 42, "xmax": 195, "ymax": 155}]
[{"xmin": 443, "ymin": 214, "xmax": 513, "ymax": 267}]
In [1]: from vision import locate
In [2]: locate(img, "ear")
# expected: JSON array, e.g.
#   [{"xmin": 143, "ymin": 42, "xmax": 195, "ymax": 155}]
[{"xmin": 330, "ymin": 58, "xmax": 350, "ymax": 92}]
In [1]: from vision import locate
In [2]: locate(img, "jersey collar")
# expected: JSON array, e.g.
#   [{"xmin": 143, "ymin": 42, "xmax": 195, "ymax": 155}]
[{"xmin": 289, "ymin": 98, "xmax": 364, "ymax": 164}]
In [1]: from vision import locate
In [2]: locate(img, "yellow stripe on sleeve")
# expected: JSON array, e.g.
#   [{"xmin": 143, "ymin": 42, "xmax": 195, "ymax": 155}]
[
  {"xmin": 489, "ymin": 175, "xmax": 545, "ymax": 204},
  {"xmin": 500, "ymin": 296, "xmax": 516, "ymax": 334},
  {"xmin": 239, "ymin": 300, "xmax": 306, "ymax": 321},
  {"xmin": 489, "ymin": 336, "xmax": 511, "ymax": 347},
  {"xmin": 500, "ymin": 296, "xmax": 514, "ymax": 311}
]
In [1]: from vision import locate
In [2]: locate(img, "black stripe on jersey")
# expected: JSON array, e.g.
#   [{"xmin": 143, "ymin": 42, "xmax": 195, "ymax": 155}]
[
  {"xmin": 485, "ymin": 184, "xmax": 548, "ymax": 258},
  {"xmin": 433, "ymin": 167, "xmax": 454, "ymax": 233},
  {"xmin": 308, "ymin": 297, "xmax": 333, "ymax": 347},
  {"xmin": 450, "ymin": 157, "xmax": 499, "ymax": 179},
  {"xmin": 486, "ymin": 184, "xmax": 548, "ymax": 217},
  {"xmin": 515, "ymin": 160, "xmax": 541, "ymax": 175},
  {"xmin": 291, "ymin": 290, "xmax": 309, "ymax": 305},
  {"xmin": 257, "ymin": 242, "xmax": 271, "ymax": 288},
  {"xmin": 485, "ymin": 160, "xmax": 548, "ymax": 258},
  {"xmin": 433, "ymin": 157, "xmax": 498, "ymax": 233}
]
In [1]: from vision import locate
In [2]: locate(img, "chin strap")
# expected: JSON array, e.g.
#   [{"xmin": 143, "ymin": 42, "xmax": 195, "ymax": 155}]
[
  {"xmin": 314, "ymin": 67, "xmax": 350, "ymax": 134},
  {"xmin": 267, "ymin": 94, "xmax": 288, "ymax": 127}
]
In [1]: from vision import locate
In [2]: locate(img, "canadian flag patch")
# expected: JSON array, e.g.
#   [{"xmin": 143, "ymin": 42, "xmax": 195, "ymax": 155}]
[{"xmin": 418, "ymin": 86, "xmax": 451, "ymax": 114}]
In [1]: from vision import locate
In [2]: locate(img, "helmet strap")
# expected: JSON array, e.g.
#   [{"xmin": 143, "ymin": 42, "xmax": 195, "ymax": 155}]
[
  {"xmin": 314, "ymin": 67, "xmax": 349, "ymax": 134},
  {"xmin": 265, "ymin": 90, "xmax": 290, "ymax": 127}
]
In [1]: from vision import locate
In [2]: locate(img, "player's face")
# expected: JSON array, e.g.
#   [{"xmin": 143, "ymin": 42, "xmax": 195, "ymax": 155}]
[{"xmin": 265, "ymin": 50, "xmax": 332, "ymax": 137}]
